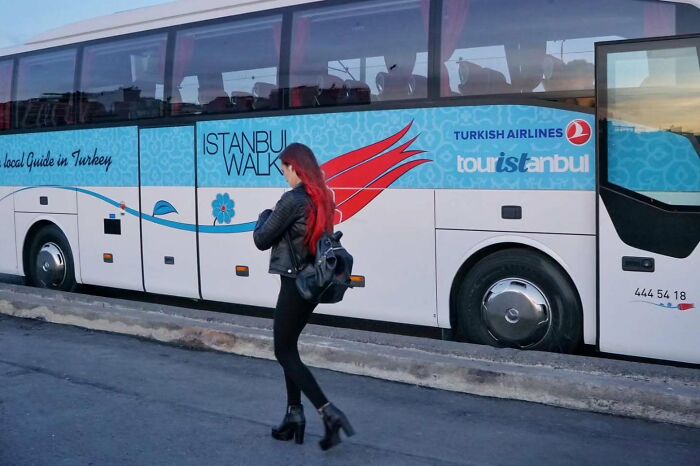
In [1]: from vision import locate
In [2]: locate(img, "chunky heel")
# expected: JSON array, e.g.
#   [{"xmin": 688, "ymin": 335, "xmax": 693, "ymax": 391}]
[
  {"xmin": 340, "ymin": 417, "xmax": 355, "ymax": 437},
  {"xmin": 318, "ymin": 403, "xmax": 354, "ymax": 451},
  {"xmin": 294, "ymin": 423, "xmax": 305, "ymax": 444},
  {"xmin": 271, "ymin": 404, "xmax": 305, "ymax": 444}
]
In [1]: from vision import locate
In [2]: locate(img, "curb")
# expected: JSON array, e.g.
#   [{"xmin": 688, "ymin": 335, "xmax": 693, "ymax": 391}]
[{"xmin": 0, "ymin": 283, "xmax": 698, "ymax": 428}]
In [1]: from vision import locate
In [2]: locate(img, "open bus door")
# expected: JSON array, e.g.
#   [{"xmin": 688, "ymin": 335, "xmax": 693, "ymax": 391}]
[{"xmin": 596, "ymin": 34, "xmax": 700, "ymax": 364}]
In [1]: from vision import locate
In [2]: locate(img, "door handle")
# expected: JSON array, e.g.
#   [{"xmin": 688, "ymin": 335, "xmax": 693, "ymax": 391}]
[{"xmin": 622, "ymin": 256, "xmax": 654, "ymax": 272}]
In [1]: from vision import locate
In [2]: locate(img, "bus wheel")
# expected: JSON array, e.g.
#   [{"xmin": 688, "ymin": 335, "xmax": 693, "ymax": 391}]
[
  {"xmin": 27, "ymin": 225, "xmax": 76, "ymax": 292},
  {"xmin": 456, "ymin": 249, "xmax": 581, "ymax": 353}
]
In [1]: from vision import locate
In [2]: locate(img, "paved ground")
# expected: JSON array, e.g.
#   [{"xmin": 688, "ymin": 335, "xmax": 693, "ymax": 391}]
[{"xmin": 1, "ymin": 315, "xmax": 698, "ymax": 466}]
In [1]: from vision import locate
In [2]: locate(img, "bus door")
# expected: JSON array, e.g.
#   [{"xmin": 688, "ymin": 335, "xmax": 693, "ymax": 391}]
[
  {"xmin": 596, "ymin": 35, "xmax": 700, "ymax": 363},
  {"xmin": 138, "ymin": 126, "xmax": 200, "ymax": 298}
]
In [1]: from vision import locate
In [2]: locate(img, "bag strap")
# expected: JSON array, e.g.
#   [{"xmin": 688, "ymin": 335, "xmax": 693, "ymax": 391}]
[{"xmin": 284, "ymin": 231, "xmax": 301, "ymax": 272}]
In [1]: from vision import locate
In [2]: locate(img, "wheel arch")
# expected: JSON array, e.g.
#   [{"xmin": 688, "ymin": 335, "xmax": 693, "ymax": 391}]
[
  {"xmin": 19, "ymin": 216, "xmax": 81, "ymax": 284},
  {"xmin": 448, "ymin": 239, "xmax": 584, "ymax": 336}
]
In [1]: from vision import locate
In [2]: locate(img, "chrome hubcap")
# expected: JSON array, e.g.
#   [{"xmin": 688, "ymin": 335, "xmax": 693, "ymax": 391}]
[
  {"xmin": 481, "ymin": 278, "xmax": 551, "ymax": 347},
  {"xmin": 35, "ymin": 242, "xmax": 66, "ymax": 288}
]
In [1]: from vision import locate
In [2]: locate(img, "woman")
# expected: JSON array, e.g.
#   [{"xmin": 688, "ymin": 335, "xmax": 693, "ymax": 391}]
[{"xmin": 253, "ymin": 143, "xmax": 354, "ymax": 451}]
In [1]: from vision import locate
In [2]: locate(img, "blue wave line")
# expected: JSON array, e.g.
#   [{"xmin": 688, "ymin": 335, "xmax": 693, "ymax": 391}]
[{"xmin": 1, "ymin": 186, "xmax": 254, "ymax": 234}]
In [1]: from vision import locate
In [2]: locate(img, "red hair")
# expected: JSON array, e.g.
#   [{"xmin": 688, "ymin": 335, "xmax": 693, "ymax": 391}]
[{"xmin": 280, "ymin": 143, "xmax": 334, "ymax": 255}]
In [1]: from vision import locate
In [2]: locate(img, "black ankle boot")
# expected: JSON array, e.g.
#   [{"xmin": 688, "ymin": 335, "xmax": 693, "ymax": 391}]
[
  {"xmin": 318, "ymin": 403, "xmax": 355, "ymax": 451},
  {"xmin": 271, "ymin": 404, "xmax": 305, "ymax": 444}
]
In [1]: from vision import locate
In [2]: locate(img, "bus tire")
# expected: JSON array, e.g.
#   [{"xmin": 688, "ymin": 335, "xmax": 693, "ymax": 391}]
[
  {"xmin": 27, "ymin": 224, "xmax": 76, "ymax": 292},
  {"xmin": 456, "ymin": 249, "xmax": 581, "ymax": 353}
]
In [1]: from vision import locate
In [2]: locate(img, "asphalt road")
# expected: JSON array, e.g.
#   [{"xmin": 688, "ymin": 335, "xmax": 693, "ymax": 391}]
[{"xmin": 1, "ymin": 315, "xmax": 698, "ymax": 465}]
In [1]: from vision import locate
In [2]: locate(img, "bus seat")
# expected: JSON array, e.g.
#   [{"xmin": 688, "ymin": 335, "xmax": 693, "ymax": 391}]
[
  {"xmin": 202, "ymin": 96, "xmax": 232, "ymax": 113},
  {"xmin": 230, "ymin": 91, "xmax": 254, "ymax": 112},
  {"xmin": 376, "ymin": 72, "xmax": 412, "ymax": 100},
  {"xmin": 79, "ymin": 100, "xmax": 107, "ymax": 124},
  {"xmin": 316, "ymin": 74, "xmax": 345, "ymax": 106},
  {"xmin": 542, "ymin": 57, "xmax": 594, "ymax": 92},
  {"xmin": 290, "ymin": 85, "xmax": 319, "ymax": 107},
  {"xmin": 458, "ymin": 60, "xmax": 510, "ymax": 95},
  {"xmin": 542, "ymin": 55, "xmax": 566, "ymax": 92},
  {"xmin": 343, "ymin": 80, "xmax": 371, "ymax": 104},
  {"xmin": 409, "ymin": 75, "xmax": 427, "ymax": 97},
  {"xmin": 20, "ymin": 100, "xmax": 45, "ymax": 128},
  {"xmin": 252, "ymin": 82, "xmax": 278, "ymax": 109},
  {"xmin": 0, "ymin": 102, "xmax": 10, "ymax": 130}
]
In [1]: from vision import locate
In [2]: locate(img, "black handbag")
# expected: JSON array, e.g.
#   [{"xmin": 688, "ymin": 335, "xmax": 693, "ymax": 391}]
[{"xmin": 285, "ymin": 230, "xmax": 354, "ymax": 304}]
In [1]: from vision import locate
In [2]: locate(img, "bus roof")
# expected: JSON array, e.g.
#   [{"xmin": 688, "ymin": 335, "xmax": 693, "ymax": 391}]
[{"xmin": 1, "ymin": 0, "xmax": 698, "ymax": 58}]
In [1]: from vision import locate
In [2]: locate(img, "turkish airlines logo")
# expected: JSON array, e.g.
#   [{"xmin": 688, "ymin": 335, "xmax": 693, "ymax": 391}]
[{"xmin": 566, "ymin": 120, "xmax": 592, "ymax": 146}]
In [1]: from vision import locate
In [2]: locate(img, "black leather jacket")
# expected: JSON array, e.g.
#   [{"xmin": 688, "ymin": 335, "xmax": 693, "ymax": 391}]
[{"xmin": 253, "ymin": 184, "xmax": 313, "ymax": 277}]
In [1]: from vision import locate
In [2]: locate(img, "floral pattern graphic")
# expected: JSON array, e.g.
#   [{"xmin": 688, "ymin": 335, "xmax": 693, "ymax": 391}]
[{"xmin": 211, "ymin": 193, "xmax": 235, "ymax": 225}]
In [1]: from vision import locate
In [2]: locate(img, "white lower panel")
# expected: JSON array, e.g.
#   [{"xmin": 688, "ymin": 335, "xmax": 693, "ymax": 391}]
[
  {"xmin": 436, "ymin": 189, "xmax": 595, "ymax": 235},
  {"xmin": 0, "ymin": 187, "xmax": 18, "ymax": 274},
  {"xmin": 141, "ymin": 187, "xmax": 199, "ymax": 299},
  {"xmin": 317, "ymin": 189, "xmax": 437, "ymax": 326},
  {"xmin": 14, "ymin": 186, "xmax": 77, "ymax": 214},
  {"xmin": 598, "ymin": 204, "xmax": 700, "ymax": 364},
  {"xmin": 14, "ymin": 212, "xmax": 81, "ymax": 282},
  {"xmin": 198, "ymin": 188, "xmax": 283, "ymax": 307},
  {"xmin": 198, "ymin": 188, "xmax": 438, "ymax": 326},
  {"xmin": 435, "ymin": 229, "xmax": 596, "ymax": 345},
  {"xmin": 77, "ymin": 187, "xmax": 142, "ymax": 290}
]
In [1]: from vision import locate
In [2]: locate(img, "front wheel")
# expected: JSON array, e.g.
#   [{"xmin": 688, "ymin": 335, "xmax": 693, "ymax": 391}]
[
  {"xmin": 456, "ymin": 249, "xmax": 582, "ymax": 353},
  {"xmin": 27, "ymin": 225, "xmax": 76, "ymax": 292}
]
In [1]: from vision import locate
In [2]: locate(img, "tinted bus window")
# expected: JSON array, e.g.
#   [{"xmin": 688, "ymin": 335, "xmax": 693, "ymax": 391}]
[
  {"xmin": 0, "ymin": 60, "xmax": 12, "ymax": 132},
  {"xmin": 80, "ymin": 34, "xmax": 167, "ymax": 123},
  {"xmin": 14, "ymin": 49, "xmax": 76, "ymax": 129},
  {"xmin": 171, "ymin": 15, "xmax": 282, "ymax": 115},
  {"xmin": 290, "ymin": 0, "xmax": 429, "ymax": 108},
  {"xmin": 441, "ymin": 0, "xmax": 686, "ymax": 98}
]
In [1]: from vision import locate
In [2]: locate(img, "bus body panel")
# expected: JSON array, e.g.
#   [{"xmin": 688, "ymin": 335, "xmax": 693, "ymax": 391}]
[
  {"xmin": 141, "ymin": 186, "xmax": 199, "ymax": 299},
  {"xmin": 313, "ymin": 188, "xmax": 438, "ymax": 326},
  {"xmin": 77, "ymin": 186, "xmax": 143, "ymax": 291},
  {"xmin": 0, "ymin": 187, "xmax": 18, "ymax": 275},
  {"xmin": 14, "ymin": 212, "xmax": 81, "ymax": 282},
  {"xmin": 14, "ymin": 187, "xmax": 77, "ymax": 214},
  {"xmin": 435, "ymin": 229, "xmax": 596, "ymax": 345},
  {"xmin": 197, "ymin": 187, "xmax": 284, "ymax": 307},
  {"xmin": 598, "ymin": 204, "xmax": 699, "ymax": 363},
  {"xmin": 139, "ymin": 126, "xmax": 200, "ymax": 299},
  {"xmin": 435, "ymin": 190, "xmax": 596, "ymax": 235}
]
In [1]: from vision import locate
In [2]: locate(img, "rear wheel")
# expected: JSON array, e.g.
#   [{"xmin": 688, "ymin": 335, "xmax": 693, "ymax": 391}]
[
  {"xmin": 456, "ymin": 249, "xmax": 581, "ymax": 353},
  {"xmin": 27, "ymin": 225, "xmax": 76, "ymax": 292}
]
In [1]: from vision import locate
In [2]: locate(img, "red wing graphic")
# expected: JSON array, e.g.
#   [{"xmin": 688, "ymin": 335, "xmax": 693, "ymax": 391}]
[{"xmin": 321, "ymin": 121, "xmax": 431, "ymax": 224}]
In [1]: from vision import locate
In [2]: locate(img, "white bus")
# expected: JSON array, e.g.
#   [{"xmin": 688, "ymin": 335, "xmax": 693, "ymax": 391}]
[{"xmin": 0, "ymin": 0, "xmax": 698, "ymax": 363}]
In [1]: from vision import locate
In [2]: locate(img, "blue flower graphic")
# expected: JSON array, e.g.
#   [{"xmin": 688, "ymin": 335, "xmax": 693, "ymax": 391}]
[{"xmin": 211, "ymin": 193, "xmax": 235, "ymax": 225}]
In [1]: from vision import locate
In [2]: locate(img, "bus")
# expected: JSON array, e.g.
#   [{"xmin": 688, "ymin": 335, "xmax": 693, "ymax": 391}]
[{"xmin": 0, "ymin": 0, "xmax": 698, "ymax": 363}]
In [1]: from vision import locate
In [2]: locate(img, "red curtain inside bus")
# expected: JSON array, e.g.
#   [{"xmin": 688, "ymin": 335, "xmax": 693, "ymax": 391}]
[
  {"xmin": 0, "ymin": 60, "xmax": 12, "ymax": 131},
  {"xmin": 290, "ymin": 17, "xmax": 311, "ymax": 107},
  {"xmin": 441, "ymin": 0, "xmax": 470, "ymax": 96},
  {"xmin": 644, "ymin": 3, "xmax": 675, "ymax": 37}
]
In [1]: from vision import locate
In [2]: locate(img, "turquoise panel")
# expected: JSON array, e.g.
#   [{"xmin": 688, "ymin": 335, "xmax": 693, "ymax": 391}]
[
  {"xmin": 197, "ymin": 105, "xmax": 595, "ymax": 190},
  {"xmin": 140, "ymin": 126, "xmax": 195, "ymax": 187},
  {"xmin": 608, "ymin": 120, "xmax": 700, "ymax": 193},
  {"xmin": 0, "ymin": 127, "xmax": 138, "ymax": 186}
]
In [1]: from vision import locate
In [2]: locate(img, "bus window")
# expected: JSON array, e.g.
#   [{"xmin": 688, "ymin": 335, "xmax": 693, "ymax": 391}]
[
  {"xmin": 171, "ymin": 15, "xmax": 282, "ymax": 115},
  {"xmin": 290, "ymin": 0, "xmax": 429, "ymax": 108},
  {"xmin": 0, "ymin": 60, "xmax": 11, "ymax": 132},
  {"xmin": 80, "ymin": 34, "xmax": 167, "ymax": 123},
  {"xmin": 440, "ymin": 0, "xmax": 685, "ymax": 98},
  {"xmin": 14, "ymin": 49, "xmax": 76, "ymax": 129}
]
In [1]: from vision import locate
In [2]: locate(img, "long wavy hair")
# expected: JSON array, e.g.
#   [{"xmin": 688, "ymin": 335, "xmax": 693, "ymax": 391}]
[{"xmin": 280, "ymin": 143, "xmax": 335, "ymax": 254}]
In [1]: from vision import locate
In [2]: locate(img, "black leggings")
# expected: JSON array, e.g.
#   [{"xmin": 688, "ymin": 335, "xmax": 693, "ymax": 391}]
[{"xmin": 273, "ymin": 276, "xmax": 329, "ymax": 409}]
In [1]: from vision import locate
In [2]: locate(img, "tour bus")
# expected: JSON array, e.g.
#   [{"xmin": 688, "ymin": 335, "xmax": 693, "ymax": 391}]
[{"xmin": 0, "ymin": 0, "xmax": 698, "ymax": 363}]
